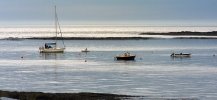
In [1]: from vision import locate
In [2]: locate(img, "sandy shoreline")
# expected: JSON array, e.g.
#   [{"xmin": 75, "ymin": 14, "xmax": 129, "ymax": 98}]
[{"xmin": 0, "ymin": 90, "xmax": 136, "ymax": 100}]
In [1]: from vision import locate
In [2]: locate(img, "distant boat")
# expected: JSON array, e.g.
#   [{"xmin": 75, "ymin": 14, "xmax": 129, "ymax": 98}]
[
  {"xmin": 39, "ymin": 6, "xmax": 65, "ymax": 53},
  {"xmin": 170, "ymin": 53, "xmax": 191, "ymax": 57},
  {"xmin": 115, "ymin": 52, "xmax": 136, "ymax": 60},
  {"xmin": 7, "ymin": 37, "xmax": 22, "ymax": 41},
  {"xmin": 81, "ymin": 48, "xmax": 90, "ymax": 52}
]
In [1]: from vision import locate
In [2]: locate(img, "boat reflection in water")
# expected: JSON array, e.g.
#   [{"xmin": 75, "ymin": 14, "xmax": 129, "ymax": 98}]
[
  {"xmin": 115, "ymin": 52, "xmax": 136, "ymax": 61},
  {"xmin": 40, "ymin": 53, "xmax": 64, "ymax": 60}
]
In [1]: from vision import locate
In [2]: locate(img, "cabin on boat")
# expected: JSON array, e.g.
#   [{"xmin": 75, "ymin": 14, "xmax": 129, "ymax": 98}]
[{"xmin": 45, "ymin": 43, "xmax": 56, "ymax": 49}]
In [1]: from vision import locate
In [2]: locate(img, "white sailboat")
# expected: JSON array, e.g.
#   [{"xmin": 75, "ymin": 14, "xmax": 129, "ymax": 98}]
[{"xmin": 39, "ymin": 6, "xmax": 65, "ymax": 53}]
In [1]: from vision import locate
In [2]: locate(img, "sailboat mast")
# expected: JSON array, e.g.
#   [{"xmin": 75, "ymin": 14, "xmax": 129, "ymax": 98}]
[{"xmin": 55, "ymin": 5, "xmax": 58, "ymax": 47}]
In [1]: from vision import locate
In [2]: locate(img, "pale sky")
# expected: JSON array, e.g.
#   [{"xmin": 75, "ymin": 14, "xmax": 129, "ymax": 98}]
[{"xmin": 0, "ymin": 0, "xmax": 217, "ymax": 25}]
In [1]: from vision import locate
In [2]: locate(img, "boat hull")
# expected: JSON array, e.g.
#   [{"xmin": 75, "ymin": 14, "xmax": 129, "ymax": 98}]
[
  {"xmin": 116, "ymin": 56, "xmax": 136, "ymax": 60},
  {"xmin": 81, "ymin": 50, "xmax": 90, "ymax": 52},
  {"xmin": 39, "ymin": 48, "xmax": 65, "ymax": 53},
  {"xmin": 171, "ymin": 53, "xmax": 191, "ymax": 57}
]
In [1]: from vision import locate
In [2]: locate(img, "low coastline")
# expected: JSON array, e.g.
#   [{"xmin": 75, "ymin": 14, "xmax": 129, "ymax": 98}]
[
  {"xmin": 139, "ymin": 31, "xmax": 217, "ymax": 36},
  {"xmin": 4, "ymin": 31, "xmax": 217, "ymax": 40},
  {"xmin": 25, "ymin": 36, "xmax": 217, "ymax": 40},
  {"xmin": 26, "ymin": 37, "xmax": 153, "ymax": 40}
]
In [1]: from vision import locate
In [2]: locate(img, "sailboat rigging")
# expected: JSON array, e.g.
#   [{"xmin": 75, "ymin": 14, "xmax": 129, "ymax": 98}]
[{"xmin": 39, "ymin": 6, "xmax": 65, "ymax": 53}]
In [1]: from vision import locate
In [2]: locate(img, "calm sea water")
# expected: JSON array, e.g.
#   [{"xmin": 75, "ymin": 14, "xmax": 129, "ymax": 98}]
[
  {"xmin": 0, "ymin": 39, "xmax": 217, "ymax": 100},
  {"xmin": 1, "ymin": 25, "xmax": 217, "ymax": 99}
]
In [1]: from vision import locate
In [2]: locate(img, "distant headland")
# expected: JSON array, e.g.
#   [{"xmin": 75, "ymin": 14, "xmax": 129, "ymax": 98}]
[{"xmin": 139, "ymin": 31, "xmax": 217, "ymax": 36}]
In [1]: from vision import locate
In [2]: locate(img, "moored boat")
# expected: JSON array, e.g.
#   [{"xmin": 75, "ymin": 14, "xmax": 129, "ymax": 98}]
[
  {"xmin": 39, "ymin": 43, "xmax": 65, "ymax": 53},
  {"xmin": 115, "ymin": 52, "xmax": 136, "ymax": 60},
  {"xmin": 81, "ymin": 48, "xmax": 90, "ymax": 52},
  {"xmin": 39, "ymin": 6, "xmax": 65, "ymax": 53},
  {"xmin": 170, "ymin": 53, "xmax": 191, "ymax": 57}
]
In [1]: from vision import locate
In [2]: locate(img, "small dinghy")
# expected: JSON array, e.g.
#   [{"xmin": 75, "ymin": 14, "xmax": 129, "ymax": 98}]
[{"xmin": 81, "ymin": 48, "xmax": 90, "ymax": 52}]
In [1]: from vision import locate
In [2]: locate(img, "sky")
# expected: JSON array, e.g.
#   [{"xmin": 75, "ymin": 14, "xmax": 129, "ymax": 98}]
[{"xmin": 0, "ymin": 0, "xmax": 217, "ymax": 25}]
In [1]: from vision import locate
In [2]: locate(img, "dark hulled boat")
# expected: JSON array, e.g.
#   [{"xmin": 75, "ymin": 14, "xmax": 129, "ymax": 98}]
[
  {"xmin": 171, "ymin": 53, "xmax": 191, "ymax": 57},
  {"xmin": 115, "ymin": 52, "xmax": 136, "ymax": 60}
]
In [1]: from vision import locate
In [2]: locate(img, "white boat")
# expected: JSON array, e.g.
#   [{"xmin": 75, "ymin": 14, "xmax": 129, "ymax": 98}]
[
  {"xmin": 39, "ymin": 43, "xmax": 65, "ymax": 53},
  {"xmin": 81, "ymin": 48, "xmax": 90, "ymax": 52},
  {"xmin": 39, "ymin": 6, "xmax": 65, "ymax": 53}
]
